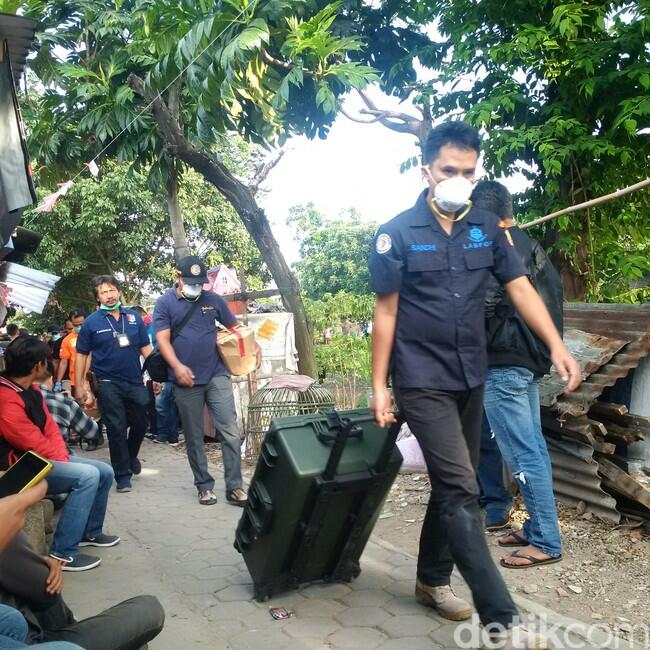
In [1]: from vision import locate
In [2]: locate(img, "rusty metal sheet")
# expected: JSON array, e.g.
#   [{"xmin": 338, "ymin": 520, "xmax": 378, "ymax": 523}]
[
  {"xmin": 564, "ymin": 303, "xmax": 650, "ymax": 342},
  {"xmin": 539, "ymin": 329, "xmax": 627, "ymax": 410},
  {"xmin": 551, "ymin": 338, "xmax": 650, "ymax": 417},
  {"xmin": 545, "ymin": 436, "xmax": 620, "ymax": 523}
]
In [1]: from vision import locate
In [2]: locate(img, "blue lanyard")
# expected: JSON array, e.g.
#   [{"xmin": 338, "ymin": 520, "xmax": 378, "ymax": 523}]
[{"xmin": 105, "ymin": 312, "xmax": 125, "ymax": 336}]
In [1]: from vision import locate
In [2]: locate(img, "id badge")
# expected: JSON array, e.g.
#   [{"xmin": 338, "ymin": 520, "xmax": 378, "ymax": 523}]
[{"xmin": 116, "ymin": 333, "xmax": 131, "ymax": 348}]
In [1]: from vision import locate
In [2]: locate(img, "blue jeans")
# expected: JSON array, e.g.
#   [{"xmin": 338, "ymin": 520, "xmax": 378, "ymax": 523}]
[
  {"xmin": 173, "ymin": 375, "xmax": 242, "ymax": 492},
  {"xmin": 155, "ymin": 381, "xmax": 178, "ymax": 443},
  {"xmin": 96, "ymin": 379, "xmax": 149, "ymax": 481},
  {"xmin": 477, "ymin": 412, "xmax": 513, "ymax": 523},
  {"xmin": 46, "ymin": 457, "xmax": 114, "ymax": 560},
  {"xmin": 484, "ymin": 367, "xmax": 562, "ymax": 557},
  {"xmin": 0, "ymin": 604, "xmax": 82, "ymax": 649}
]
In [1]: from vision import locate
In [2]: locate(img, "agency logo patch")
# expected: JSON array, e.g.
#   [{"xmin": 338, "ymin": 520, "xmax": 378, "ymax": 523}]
[
  {"xmin": 469, "ymin": 226, "xmax": 487, "ymax": 243},
  {"xmin": 375, "ymin": 233, "xmax": 392, "ymax": 255},
  {"xmin": 190, "ymin": 264, "xmax": 202, "ymax": 276}
]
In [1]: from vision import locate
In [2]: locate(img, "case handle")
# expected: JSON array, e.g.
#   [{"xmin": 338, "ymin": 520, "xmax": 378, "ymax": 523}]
[
  {"xmin": 320, "ymin": 411, "xmax": 364, "ymax": 481},
  {"xmin": 261, "ymin": 440, "xmax": 278, "ymax": 468},
  {"xmin": 316, "ymin": 411, "xmax": 364, "ymax": 444}
]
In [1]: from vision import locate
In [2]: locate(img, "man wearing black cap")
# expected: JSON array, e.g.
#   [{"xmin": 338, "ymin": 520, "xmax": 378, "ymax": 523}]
[{"xmin": 153, "ymin": 255, "xmax": 255, "ymax": 506}]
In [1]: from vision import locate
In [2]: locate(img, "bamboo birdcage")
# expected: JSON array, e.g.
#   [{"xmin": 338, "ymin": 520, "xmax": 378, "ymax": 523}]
[{"xmin": 244, "ymin": 384, "xmax": 335, "ymax": 465}]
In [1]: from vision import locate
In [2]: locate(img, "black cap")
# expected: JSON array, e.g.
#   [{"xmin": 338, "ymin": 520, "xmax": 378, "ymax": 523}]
[{"xmin": 176, "ymin": 255, "xmax": 208, "ymax": 285}]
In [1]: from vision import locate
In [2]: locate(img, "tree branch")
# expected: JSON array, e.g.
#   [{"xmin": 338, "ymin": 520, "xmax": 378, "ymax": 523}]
[
  {"xmin": 261, "ymin": 50, "xmax": 315, "ymax": 77},
  {"xmin": 250, "ymin": 149, "xmax": 286, "ymax": 197},
  {"xmin": 339, "ymin": 107, "xmax": 386, "ymax": 124},
  {"xmin": 352, "ymin": 88, "xmax": 430, "ymax": 152}
]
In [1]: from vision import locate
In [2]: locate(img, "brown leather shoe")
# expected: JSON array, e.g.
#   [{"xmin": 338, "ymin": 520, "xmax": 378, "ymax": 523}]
[{"xmin": 415, "ymin": 580, "xmax": 472, "ymax": 621}]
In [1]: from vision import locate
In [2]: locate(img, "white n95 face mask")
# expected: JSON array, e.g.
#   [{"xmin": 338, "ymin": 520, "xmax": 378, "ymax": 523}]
[
  {"xmin": 182, "ymin": 284, "xmax": 202, "ymax": 300},
  {"xmin": 434, "ymin": 177, "xmax": 474, "ymax": 213}
]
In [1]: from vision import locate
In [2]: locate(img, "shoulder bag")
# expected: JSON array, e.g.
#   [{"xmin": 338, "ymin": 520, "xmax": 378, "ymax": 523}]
[{"xmin": 142, "ymin": 301, "xmax": 201, "ymax": 382}]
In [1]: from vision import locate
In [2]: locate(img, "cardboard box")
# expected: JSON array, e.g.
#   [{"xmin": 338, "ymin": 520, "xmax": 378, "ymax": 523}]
[{"xmin": 217, "ymin": 326, "xmax": 257, "ymax": 376}]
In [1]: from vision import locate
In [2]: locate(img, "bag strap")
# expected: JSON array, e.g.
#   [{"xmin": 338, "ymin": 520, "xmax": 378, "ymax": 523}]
[{"xmin": 171, "ymin": 300, "xmax": 201, "ymax": 341}]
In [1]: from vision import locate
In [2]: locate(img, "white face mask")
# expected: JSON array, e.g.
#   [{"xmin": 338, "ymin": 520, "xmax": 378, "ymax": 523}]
[
  {"xmin": 434, "ymin": 177, "xmax": 474, "ymax": 213},
  {"xmin": 182, "ymin": 284, "xmax": 202, "ymax": 300}
]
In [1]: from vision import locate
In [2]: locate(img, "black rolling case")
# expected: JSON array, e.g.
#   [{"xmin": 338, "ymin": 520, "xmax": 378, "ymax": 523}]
[{"xmin": 234, "ymin": 409, "xmax": 403, "ymax": 601}]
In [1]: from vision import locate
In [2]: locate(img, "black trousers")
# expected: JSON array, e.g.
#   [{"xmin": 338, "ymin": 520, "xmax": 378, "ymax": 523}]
[
  {"xmin": 96, "ymin": 379, "xmax": 149, "ymax": 481},
  {"xmin": 0, "ymin": 532, "xmax": 165, "ymax": 650},
  {"xmin": 44, "ymin": 596, "xmax": 165, "ymax": 650},
  {"xmin": 395, "ymin": 385, "xmax": 518, "ymax": 627}
]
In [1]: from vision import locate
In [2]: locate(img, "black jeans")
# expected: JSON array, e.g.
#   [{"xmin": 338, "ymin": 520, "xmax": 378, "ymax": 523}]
[
  {"xmin": 96, "ymin": 379, "xmax": 149, "ymax": 481},
  {"xmin": 395, "ymin": 385, "xmax": 518, "ymax": 627}
]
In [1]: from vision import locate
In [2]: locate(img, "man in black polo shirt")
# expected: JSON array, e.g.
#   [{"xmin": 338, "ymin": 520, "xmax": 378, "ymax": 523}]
[
  {"xmin": 75, "ymin": 276, "xmax": 153, "ymax": 493},
  {"xmin": 369, "ymin": 122, "xmax": 580, "ymax": 649},
  {"xmin": 154, "ymin": 256, "xmax": 258, "ymax": 507}
]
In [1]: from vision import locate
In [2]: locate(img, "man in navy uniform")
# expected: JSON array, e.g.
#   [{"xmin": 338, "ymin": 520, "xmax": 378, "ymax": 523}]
[
  {"xmin": 154, "ymin": 256, "xmax": 259, "ymax": 507},
  {"xmin": 369, "ymin": 122, "xmax": 580, "ymax": 650},
  {"xmin": 75, "ymin": 276, "xmax": 153, "ymax": 493}
]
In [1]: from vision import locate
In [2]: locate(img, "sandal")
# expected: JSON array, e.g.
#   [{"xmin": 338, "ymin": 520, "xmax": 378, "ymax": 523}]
[
  {"xmin": 500, "ymin": 549, "xmax": 563, "ymax": 569},
  {"xmin": 497, "ymin": 530, "xmax": 528, "ymax": 547}
]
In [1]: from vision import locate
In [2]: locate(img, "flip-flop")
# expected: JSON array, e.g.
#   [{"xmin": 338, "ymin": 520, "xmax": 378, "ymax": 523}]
[
  {"xmin": 497, "ymin": 530, "xmax": 528, "ymax": 547},
  {"xmin": 500, "ymin": 549, "xmax": 563, "ymax": 569}
]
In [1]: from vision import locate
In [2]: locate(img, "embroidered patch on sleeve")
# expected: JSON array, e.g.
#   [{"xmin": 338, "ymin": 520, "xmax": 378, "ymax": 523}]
[{"xmin": 375, "ymin": 233, "xmax": 392, "ymax": 255}]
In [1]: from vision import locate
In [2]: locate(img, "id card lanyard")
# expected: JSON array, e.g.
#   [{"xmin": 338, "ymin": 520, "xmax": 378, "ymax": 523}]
[{"xmin": 106, "ymin": 312, "xmax": 130, "ymax": 348}]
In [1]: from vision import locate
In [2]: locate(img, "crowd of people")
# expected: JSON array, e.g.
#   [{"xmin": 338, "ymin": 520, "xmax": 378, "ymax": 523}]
[
  {"xmin": 0, "ymin": 121, "xmax": 579, "ymax": 650},
  {"xmin": 0, "ymin": 254, "xmax": 260, "ymax": 647}
]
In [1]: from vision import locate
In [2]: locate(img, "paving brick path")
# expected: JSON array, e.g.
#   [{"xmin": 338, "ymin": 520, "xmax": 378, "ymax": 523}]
[{"xmin": 62, "ymin": 441, "xmax": 603, "ymax": 649}]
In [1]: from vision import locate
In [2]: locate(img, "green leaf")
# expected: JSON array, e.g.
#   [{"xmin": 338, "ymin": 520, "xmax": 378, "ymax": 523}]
[
  {"xmin": 315, "ymin": 83, "xmax": 336, "ymax": 114},
  {"xmin": 58, "ymin": 63, "xmax": 101, "ymax": 80},
  {"xmin": 238, "ymin": 18, "xmax": 270, "ymax": 51},
  {"xmin": 114, "ymin": 85, "xmax": 134, "ymax": 105}
]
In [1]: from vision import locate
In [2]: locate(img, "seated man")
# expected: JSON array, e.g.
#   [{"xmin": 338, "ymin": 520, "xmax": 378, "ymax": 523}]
[
  {"xmin": 0, "ymin": 603, "xmax": 82, "ymax": 649},
  {"xmin": 0, "ymin": 337, "xmax": 119, "ymax": 572},
  {"xmin": 37, "ymin": 360, "xmax": 101, "ymax": 450},
  {"xmin": 0, "ymin": 532, "xmax": 164, "ymax": 649},
  {"xmin": 0, "ymin": 473, "xmax": 81, "ymax": 649}
]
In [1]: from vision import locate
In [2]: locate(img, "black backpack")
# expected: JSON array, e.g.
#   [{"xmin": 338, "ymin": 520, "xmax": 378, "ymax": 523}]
[{"xmin": 485, "ymin": 229, "xmax": 563, "ymax": 374}]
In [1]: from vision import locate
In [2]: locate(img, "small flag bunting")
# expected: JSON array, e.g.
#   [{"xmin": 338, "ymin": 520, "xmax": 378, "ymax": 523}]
[
  {"xmin": 85, "ymin": 160, "xmax": 99, "ymax": 178},
  {"xmin": 34, "ymin": 181, "xmax": 74, "ymax": 213}
]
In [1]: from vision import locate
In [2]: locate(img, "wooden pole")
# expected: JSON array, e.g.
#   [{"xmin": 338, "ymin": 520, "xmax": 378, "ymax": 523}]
[{"xmin": 521, "ymin": 178, "xmax": 650, "ymax": 230}]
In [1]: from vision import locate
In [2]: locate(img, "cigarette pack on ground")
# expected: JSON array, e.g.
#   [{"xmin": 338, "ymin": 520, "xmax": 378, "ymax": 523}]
[{"xmin": 216, "ymin": 326, "xmax": 257, "ymax": 376}]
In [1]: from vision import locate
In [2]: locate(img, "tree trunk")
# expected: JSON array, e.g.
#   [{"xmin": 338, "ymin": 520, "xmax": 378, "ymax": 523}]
[
  {"xmin": 129, "ymin": 74, "xmax": 317, "ymax": 378},
  {"xmin": 554, "ymin": 174, "xmax": 589, "ymax": 301},
  {"xmin": 166, "ymin": 160, "xmax": 191, "ymax": 262}
]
